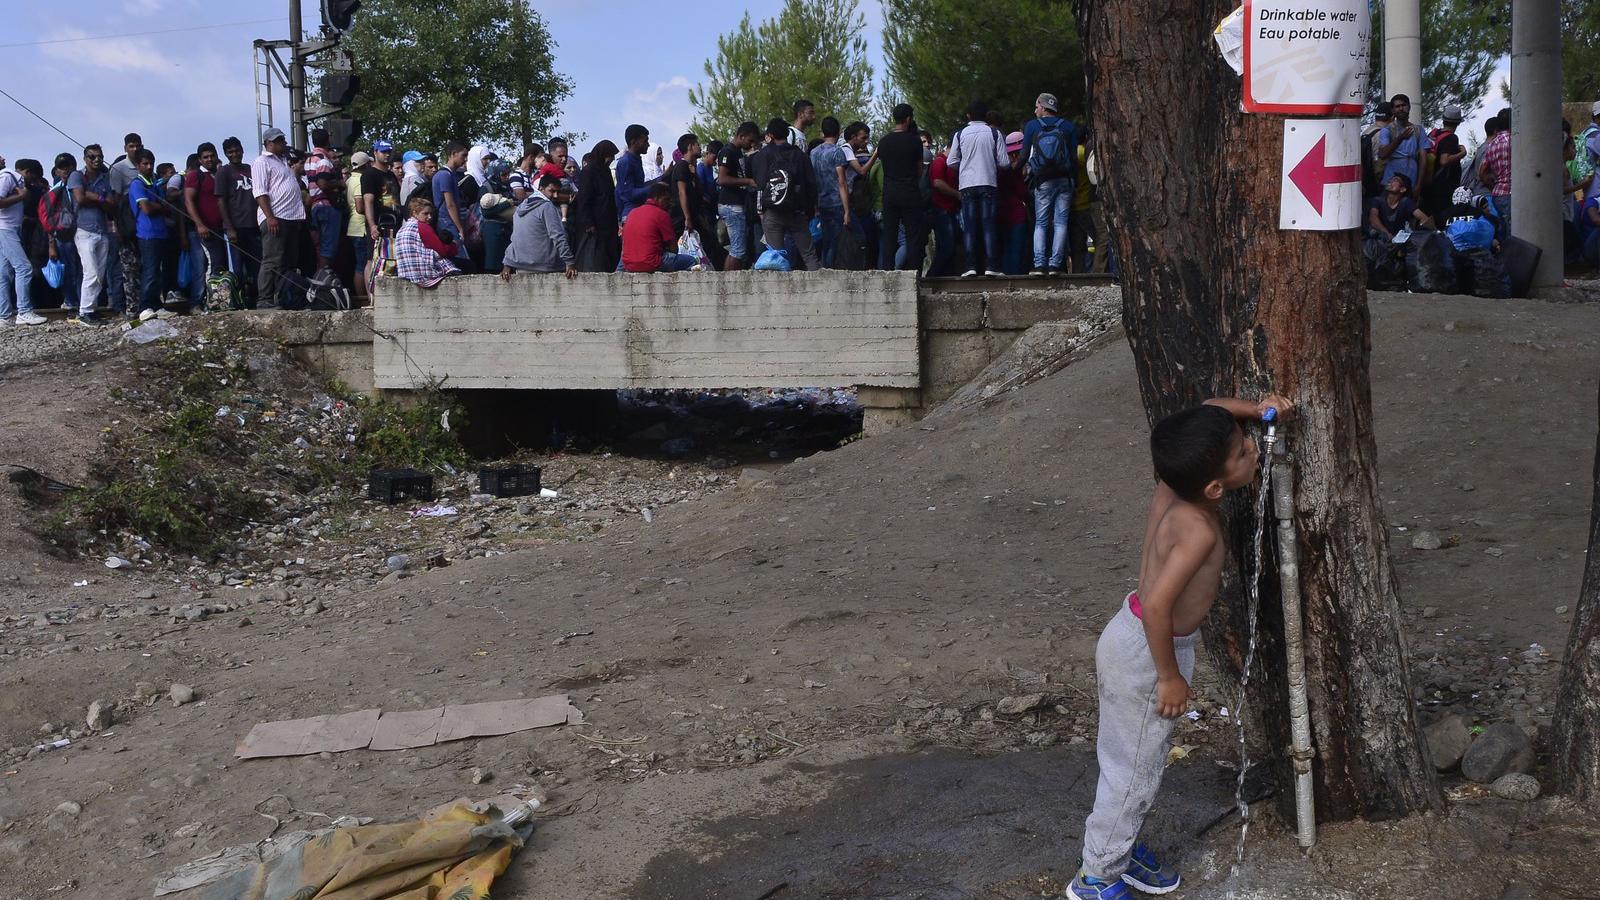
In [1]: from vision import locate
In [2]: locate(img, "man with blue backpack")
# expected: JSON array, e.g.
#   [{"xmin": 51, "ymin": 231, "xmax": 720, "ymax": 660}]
[{"xmin": 1016, "ymin": 92, "xmax": 1077, "ymax": 276}]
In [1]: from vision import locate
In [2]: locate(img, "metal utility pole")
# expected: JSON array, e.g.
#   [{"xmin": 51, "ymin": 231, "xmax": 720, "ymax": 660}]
[
  {"xmin": 1382, "ymin": 0, "xmax": 1423, "ymax": 121},
  {"xmin": 1511, "ymin": 0, "xmax": 1563, "ymax": 291},
  {"xmin": 288, "ymin": 0, "xmax": 307, "ymax": 148}
]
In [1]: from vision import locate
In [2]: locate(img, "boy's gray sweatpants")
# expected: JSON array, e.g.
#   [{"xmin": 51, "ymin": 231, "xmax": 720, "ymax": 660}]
[{"xmin": 1081, "ymin": 594, "xmax": 1197, "ymax": 880}]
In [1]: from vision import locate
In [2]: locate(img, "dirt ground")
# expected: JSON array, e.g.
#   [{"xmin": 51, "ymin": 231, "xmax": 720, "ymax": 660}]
[{"xmin": 1, "ymin": 291, "xmax": 1598, "ymax": 900}]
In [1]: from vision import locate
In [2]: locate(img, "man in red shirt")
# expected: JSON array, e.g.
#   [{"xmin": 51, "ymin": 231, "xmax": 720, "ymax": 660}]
[
  {"xmin": 622, "ymin": 182, "xmax": 697, "ymax": 272},
  {"xmin": 183, "ymin": 142, "xmax": 228, "ymax": 308}
]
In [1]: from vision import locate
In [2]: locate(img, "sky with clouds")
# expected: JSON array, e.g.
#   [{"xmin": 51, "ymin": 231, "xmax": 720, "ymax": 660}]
[
  {"xmin": 2, "ymin": 0, "xmax": 1508, "ymax": 167},
  {"xmin": 0, "ymin": 0, "xmax": 886, "ymax": 167}
]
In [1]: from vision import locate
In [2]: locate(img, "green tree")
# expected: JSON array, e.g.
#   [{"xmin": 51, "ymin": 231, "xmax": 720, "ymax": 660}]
[
  {"xmin": 1565, "ymin": 1, "xmax": 1600, "ymax": 103},
  {"xmin": 342, "ymin": 0, "xmax": 573, "ymax": 155},
  {"xmin": 688, "ymin": 0, "xmax": 874, "ymax": 143},
  {"xmin": 1368, "ymin": 0, "xmax": 1508, "ymax": 125},
  {"xmin": 882, "ymin": 0, "xmax": 1084, "ymax": 140}
]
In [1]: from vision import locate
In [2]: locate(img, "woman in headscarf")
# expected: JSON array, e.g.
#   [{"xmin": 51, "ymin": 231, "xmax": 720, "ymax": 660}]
[
  {"xmin": 571, "ymin": 140, "xmax": 620, "ymax": 272},
  {"xmin": 399, "ymin": 151, "xmax": 427, "ymax": 209}
]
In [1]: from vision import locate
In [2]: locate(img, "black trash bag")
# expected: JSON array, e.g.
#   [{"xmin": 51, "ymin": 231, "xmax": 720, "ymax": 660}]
[
  {"xmin": 1364, "ymin": 235, "xmax": 1407, "ymax": 291},
  {"xmin": 1452, "ymin": 247, "xmax": 1509, "ymax": 299},
  {"xmin": 1404, "ymin": 231, "xmax": 1456, "ymax": 294}
]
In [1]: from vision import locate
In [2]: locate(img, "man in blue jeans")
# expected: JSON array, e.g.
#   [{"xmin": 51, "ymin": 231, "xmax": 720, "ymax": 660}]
[
  {"xmin": 0, "ymin": 155, "xmax": 44, "ymax": 326},
  {"xmin": 946, "ymin": 100, "xmax": 1010, "ymax": 277},
  {"xmin": 1016, "ymin": 92, "xmax": 1077, "ymax": 275},
  {"xmin": 715, "ymin": 122, "xmax": 760, "ymax": 269},
  {"xmin": 127, "ymin": 149, "xmax": 181, "ymax": 320}
]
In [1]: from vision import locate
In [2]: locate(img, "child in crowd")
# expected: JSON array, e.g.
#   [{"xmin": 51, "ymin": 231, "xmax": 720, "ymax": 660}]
[
  {"xmin": 1071, "ymin": 394, "xmax": 1288, "ymax": 900},
  {"xmin": 308, "ymin": 170, "xmax": 342, "ymax": 274}
]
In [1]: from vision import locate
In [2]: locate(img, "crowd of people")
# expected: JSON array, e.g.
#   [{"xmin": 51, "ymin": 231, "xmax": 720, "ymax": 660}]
[
  {"xmin": 0, "ymin": 90, "xmax": 1114, "ymax": 324},
  {"xmin": 1359, "ymin": 92, "xmax": 1600, "ymax": 295}
]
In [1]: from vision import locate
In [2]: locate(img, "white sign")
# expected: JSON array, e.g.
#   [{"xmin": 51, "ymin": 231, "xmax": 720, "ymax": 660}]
[
  {"xmin": 1244, "ymin": 0, "xmax": 1369, "ymax": 114},
  {"xmin": 1280, "ymin": 119, "xmax": 1362, "ymax": 231}
]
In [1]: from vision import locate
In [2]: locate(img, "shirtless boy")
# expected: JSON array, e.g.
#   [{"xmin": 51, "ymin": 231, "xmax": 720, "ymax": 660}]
[{"xmin": 1069, "ymin": 395, "xmax": 1288, "ymax": 899}]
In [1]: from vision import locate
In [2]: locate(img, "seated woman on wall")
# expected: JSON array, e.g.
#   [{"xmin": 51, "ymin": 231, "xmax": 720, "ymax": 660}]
[{"xmin": 395, "ymin": 196, "xmax": 461, "ymax": 288}]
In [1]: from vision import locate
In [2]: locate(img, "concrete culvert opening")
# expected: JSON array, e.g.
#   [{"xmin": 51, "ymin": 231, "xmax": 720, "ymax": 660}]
[{"xmin": 450, "ymin": 387, "xmax": 863, "ymax": 463}]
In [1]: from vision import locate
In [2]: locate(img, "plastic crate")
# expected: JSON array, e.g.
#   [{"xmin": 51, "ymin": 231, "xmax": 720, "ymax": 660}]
[
  {"xmin": 368, "ymin": 468, "xmax": 434, "ymax": 504},
  {"xmin": 478, "ymin": 464, "xmax": 542, "ymax": 498}
]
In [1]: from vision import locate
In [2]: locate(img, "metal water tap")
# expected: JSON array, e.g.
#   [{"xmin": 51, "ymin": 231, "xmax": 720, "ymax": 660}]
[{"xmin": 1262, "ymin": 406, "xmax": 1278, "ymax": 455}]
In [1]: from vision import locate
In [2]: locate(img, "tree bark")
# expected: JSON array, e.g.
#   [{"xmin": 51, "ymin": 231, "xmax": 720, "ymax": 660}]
[
  {"xmin": 1081, "ymin": 0, "xmax": 1443, "ymax": 819},
  {"xmin": 1552, "ymin": 386, "xmax": 1600, "ymax": 800}
]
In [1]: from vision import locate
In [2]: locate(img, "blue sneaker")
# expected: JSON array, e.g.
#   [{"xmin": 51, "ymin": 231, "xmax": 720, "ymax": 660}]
[
  {"xmin": 1121, "ymin": 843, "xmax": 1181, "ymax": 894},
  {"xmin": 1067, "ymin": 871, "xmax": 1132, "ymax": 900}
]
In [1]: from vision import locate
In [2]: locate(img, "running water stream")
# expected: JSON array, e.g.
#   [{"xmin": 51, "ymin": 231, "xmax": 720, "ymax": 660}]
[{"xmin": 1233, "ymin": 412, "xmax": 1277, "ymax": 869}]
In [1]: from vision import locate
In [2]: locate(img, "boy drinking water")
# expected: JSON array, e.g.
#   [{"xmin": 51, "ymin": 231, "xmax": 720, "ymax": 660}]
[{"xmin": 1071, "ymin": 395, "xmax": 1288, "ymax": 899}]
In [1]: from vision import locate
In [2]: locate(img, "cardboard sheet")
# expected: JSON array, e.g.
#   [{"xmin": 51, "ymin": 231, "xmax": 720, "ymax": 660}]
[
  {"xmin": 235, "ymin": 694, "xmax": 582, "ymax": 759},
  {"xmin": 235, "ymin": 709, "xmax": 381, "ymax": 759}
]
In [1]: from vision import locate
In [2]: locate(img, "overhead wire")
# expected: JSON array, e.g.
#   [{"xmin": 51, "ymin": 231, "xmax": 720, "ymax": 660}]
[{"xmin": 0, "ymin": 18, "xmax": 279, "ymax": 49}]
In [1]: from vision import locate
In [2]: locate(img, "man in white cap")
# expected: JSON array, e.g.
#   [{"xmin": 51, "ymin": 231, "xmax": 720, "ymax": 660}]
[
  {"xmin": 1423, "ymin": 104, "xmax": 1467, "ymax": 222},
  {"xmin": 252, "ymin": 127, "xmax": 307, "ymax": 306}
]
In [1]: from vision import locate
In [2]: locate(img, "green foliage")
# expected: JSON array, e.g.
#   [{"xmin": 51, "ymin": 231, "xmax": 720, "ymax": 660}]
[
  {"xmin": 689, "ymin": 0, "xmax": 874, "ymax": 142},
  {"xmin": 352, "ymin": 393, "xmax": 469, "ymax": 473},
  {"xmin": 1368, "ymin": 0, "xmax": 1507, "ymax": 126},
  {"xmin": 342, "ymin": 0, "xmax": 574, "ymax": 155},
  {"xmin": 1566, "ymin": 1, "xmax": 1600, "ymax": 103},
  {"xmin": 882, "ymin": 0, "xmax": 1085, "ymax": 138}
]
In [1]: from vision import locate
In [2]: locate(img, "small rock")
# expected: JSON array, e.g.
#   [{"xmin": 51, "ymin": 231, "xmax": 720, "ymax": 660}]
[
  {"xmin": 1556, "ymin": 605, "xmax": 1570, "ymax": 615},
  {"xmin": 54, "ymin": 801, "xmax": 81, "ymax": 817},
  {"xmin": 1484, "ymin": 547, "xmax": 1505, "ymax": 558},
  {"xmin": 305, "ymin": 598, "xmax": 326, "ymax": 615},
  {"xmin": 1421, "ymin": 606, "xmax": 1438, "ymax": 619},
  {"xmin": 85, "ymin": 700, "xmax": 114, "ymax": 733},
  {"xmin": 1461, "ymin": 722, "xmax": 1534, "ymax": 784},
  {"xmin": 1489, "ymin": 772, "xmax": 1540, "ymax": 801},
  {"xmin": 736, "ymin": 674, "xmax": 751, "ymax": 684},
  {"xmin": 1421, "ymin": 714, "xmax": 1470, "ymax": 772},
  {"xmin": 1410, "ymin": 531, "xmax": 1443, "ymax": 551},
  {"xmin": 470, "ymin": 767, "xmax": 493, "ymax": 785},
  {"xmin": 996, "ymin": 693, "xmax": 1046, "ymax": 715},
  {"xmin": 182, "ymin": 606, "xmax": 208, "ymax": 622},
  {"xmin": 803, "ymin": 679, "xmax": 826, "ymax": 689},
  {"xmin": 169, "ymin": 684, "xmax": 197, "ymax": 707}
]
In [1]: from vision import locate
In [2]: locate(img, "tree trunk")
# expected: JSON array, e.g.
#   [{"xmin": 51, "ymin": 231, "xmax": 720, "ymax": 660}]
[
  {"xmin": 1552, "ymin": 386, "xmax": 1600, "ymax": 800},
  {"xmin": 1081, "ymin": 0, "xmax": 1443, "ymax": 820}
]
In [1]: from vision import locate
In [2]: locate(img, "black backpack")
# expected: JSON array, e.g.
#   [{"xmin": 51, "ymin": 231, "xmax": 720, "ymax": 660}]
[
  {"xmin": 114, "ymin": 177, "xmax": 143, "ymax": 246},
  {"xmin": 758, "ymin": 144, "xmax": 808, "ymax": 213}
]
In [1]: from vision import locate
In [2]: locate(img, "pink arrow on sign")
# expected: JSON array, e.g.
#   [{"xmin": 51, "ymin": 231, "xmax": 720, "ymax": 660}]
[{"xmin": 1288, "ymin": 134, "xmax": 1362, "ymax": 215}]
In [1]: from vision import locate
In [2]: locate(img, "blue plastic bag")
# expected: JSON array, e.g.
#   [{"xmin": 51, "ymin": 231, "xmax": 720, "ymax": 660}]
[
  {"xmin": 42, "ymin": 257, "xmax": 64, "ymax": 289},
  {"xmin": 177, "ymin": 249, "xmax": 192, "ymax": 288},
  {"xmin": 753, "ymin": 248, "xmax": 792, "ymax": 271},
  {"xmin": 1446, "ymin": 216, "xmax": 1495, "ymax": 251}
]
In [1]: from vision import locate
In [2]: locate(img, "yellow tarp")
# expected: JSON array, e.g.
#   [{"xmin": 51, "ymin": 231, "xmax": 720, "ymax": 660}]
[{"xmin": 160, "ymin": 802, "xmax": 526, "ymax": 900}]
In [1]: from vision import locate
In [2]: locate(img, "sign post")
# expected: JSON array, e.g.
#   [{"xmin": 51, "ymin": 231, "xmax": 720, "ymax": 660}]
[
  {"xmin": 1279, "ymin": 120, "xmax": 1362, "ymax": 230},
  {"xmin": 1241, "ymin": 0, "xmax": 1369, "ymax": 231}
]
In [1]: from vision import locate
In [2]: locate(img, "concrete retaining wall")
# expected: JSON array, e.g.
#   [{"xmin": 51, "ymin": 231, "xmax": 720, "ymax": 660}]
[{"xmin": 371, "ymin": 271, "xmax": 921, "ymax": 391}]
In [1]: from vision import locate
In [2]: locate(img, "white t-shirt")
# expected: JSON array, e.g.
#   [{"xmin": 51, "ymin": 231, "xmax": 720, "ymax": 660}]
[{"xmin": 0, "ymin": 171, "xmax": 22, "ymax": 230}]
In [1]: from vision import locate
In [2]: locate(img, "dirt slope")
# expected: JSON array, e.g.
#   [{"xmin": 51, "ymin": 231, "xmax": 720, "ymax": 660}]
[{"xmin": 0, "ymin": 293, "xmax": 1596, "ymax": 900}]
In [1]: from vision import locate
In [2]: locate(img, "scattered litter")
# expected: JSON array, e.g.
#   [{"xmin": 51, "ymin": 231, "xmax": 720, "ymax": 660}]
[
  {"xmin": 1184, "ymin": 710, "xmax": 1202, "ymax": 721},
  {"xmin": 553, "ymin": 630, "xmax": 593, "ymax": 646},
  {"xmin": 33, "ymin": 738, "xmax": 71, "ymax": 753},
  {"xmin": 642, "ymin": 507, "xmax": 653, "ymax": 523},
  {"xmin": 539, "ymin": 487, "xmax": 558, "ymax": 498},
  {"xmin": 153, "ymin": 796, "xmax": 538, "ymax": 898},
  {"xmin": 1213, "ymin": 5, "xmax": 1244, "ymax": 74},
  {"xmin": 72, "ymin": 579, "xmax": 89, "ymax": 587},
  {"xmin": 236, "ymin": 694, "xmax": 584, "ymax": 758},
  {"xmin": 386, "ymin": 554, "xmax": 410, "ymax": 573},
  {"xmin": 121, "ymin": 319, "xmax": 180, "ymax": 344},
  {"xmin": 292, "ymin": 436, "xmax": 311, "ymax": 449},
  {"xmin": 214, "ymin": 406, "xmax": 231, "ymax": 418},
  {"xmin": 1218, "ymin": 707, "xmax": 1231, "ymax": 718},
  {"xmin": 104, "ymin": 556, "xmax": 132, "ymax": 570},
  {"xmin": 410, "ymin": 504, "xmax": 459, "ymax": 518},
  {"xmin": 1167, "ymin": 744, "xmax": 1197, "ymax": 765}
]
